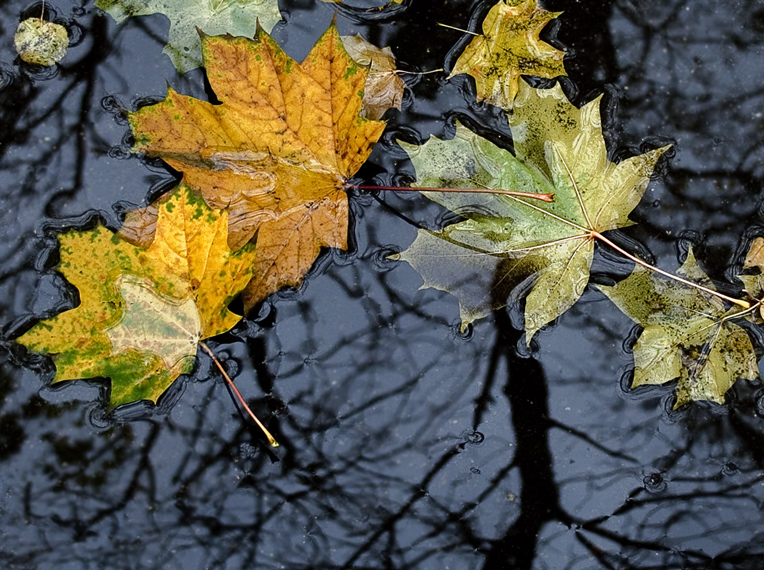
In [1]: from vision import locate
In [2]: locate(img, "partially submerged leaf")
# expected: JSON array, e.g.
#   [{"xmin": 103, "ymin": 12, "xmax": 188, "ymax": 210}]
[
  {"xmin": 95, "ymin": 0, "xmax": 282, "ymax": 73},
  {"xmin": 17, "ymin": 184, "xmax": 257, "ymax": 407},
  {"xmin": 127, "ymin": 23, "xmax": 386, "ymax": 310},
  {"xmin": 14, "ymin": 17, "xmax": 69, "ymax": 66},
  {"xmin": 397, "ymin": 83, "xmax": 669, "ymax": 341},
  {"xmin": 342, "ymin": 34, "xmax": 405, "ymax": 120},
  {"xmin": 449, "ymin": 0, "xmax": 566, "ymax": 110},
  {"xmin": 741, "ymin": 236, "xmax": 764, "ymax": 305},
  {"xmin": 599, "ymin": 250, "xmax": 758, "ymax": 408}
]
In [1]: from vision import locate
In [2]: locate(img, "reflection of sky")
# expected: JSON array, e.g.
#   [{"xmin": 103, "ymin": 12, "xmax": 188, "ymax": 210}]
[
  {"xmin": 609, "ymin": 0, "xmax": 764, "ymax": 264},
  {"xmin": 1, "ymin": 0, "xmax": 764, "ymax": 568}
]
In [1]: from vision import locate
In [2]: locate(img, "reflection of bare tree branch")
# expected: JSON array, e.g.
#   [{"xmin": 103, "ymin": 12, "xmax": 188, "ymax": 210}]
[{"xmin": 3, "ymin": 0, "xmax": 764, "ymax": 568}]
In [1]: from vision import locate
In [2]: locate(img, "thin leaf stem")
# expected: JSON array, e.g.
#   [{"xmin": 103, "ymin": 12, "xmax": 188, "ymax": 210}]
[
  {"xmin": 200, "ymin": 341, "xmax": 279, "ymax": 448},
  {"xmin": 351, "ymin": 184, "xmax": 555, "ymax": 203},
  {"xmin": 593, "ymin": 231, "xmax": 751, "ymax": 309},
  {"xmin": 437, "ymin": 22, "xmax": 480, "ymax": 36},
  {"xmin": 396, "ymin": 69, "xmax": 444, "ymax": 76},
  {"xmin": 720, "ymin": 300, "xmax": 762, "ymax": 323}
]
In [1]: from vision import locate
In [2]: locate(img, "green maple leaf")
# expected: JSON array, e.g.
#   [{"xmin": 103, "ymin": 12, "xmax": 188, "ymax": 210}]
[
  {"xmin": 17, "ymin": 183, "xmax": 257, "ymax": 407},
  {"xmin": 599, "ymin": 249, "xmax": 758, "ymax": 408},
  {"xmin": 96, "ymin": 0, "xmax": 282, "ymax": 73},
  {"xmin": 396, "ymin": 82, "xmax": 669, "ymax": 342}
]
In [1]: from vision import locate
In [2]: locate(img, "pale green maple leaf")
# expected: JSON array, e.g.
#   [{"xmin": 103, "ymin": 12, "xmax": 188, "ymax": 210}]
[
  {"xmin": 396, "ymin": 82, "xmax": 669, "ymax": 342},
  {"xmin": 96, "ymin": 0, "xmax": 282, "ymax": 73}
]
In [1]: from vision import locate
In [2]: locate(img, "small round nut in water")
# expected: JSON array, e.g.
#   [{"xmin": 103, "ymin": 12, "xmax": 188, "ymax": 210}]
[{"xmin": 14, "ymin": 18, "xmax": 69, "ymax": 66}]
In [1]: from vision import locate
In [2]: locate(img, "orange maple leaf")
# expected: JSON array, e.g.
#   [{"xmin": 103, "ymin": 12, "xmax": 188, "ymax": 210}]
[{"xmin": 127, "ymin": 22, "xmax": 385, "ymax": 310}]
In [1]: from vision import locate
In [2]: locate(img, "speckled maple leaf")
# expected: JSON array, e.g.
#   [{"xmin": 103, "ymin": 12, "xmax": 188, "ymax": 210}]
[
  {"xmin": 17, "ymin": 184, "xmax": 257, "ymax": 407},
  {"xmin": 449, "ymin": 0, "xmax": 566, "ymax": 110}
]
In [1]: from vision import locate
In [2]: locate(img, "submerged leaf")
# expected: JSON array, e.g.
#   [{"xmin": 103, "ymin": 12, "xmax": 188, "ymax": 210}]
[
  {"xmin": 342, "ymin": 34, "xmax": 405, "ymax": 120},
  {"xmin": 449, "ymin": 0, "xmax": 565, "ymax": 110},
  {"xmin": 397, "ymin": 83, "xmax": 669, "ymax": 342},
  {"xmin": 127, "ymin": 23, "xmax": 386, "ymax": 310},
  {"xmin": 95, "ymin": 0, "xmax": 282, "ymax": 73},
  {"xmin": 17, "ymin": 184, "xmax": 257, "ymax": 407},
  {"xmin": 599, "ymin": 250, "xmax": 758, "ymax": 408}
]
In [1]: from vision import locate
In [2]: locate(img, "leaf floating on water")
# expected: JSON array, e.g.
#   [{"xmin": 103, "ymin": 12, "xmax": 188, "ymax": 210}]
[
  {"xmin": 396, "ymin": 82, "xmax": 669, "ymax": 342},
  {"xmin": 17, "ymin": 184, "xmax": 258, "ymax": 407},
  {"xmin": 14, "ymin": 18, "xmax": 69, "ymax": 66},
  {"xmin": 95, "ymin": 0, "xmax": 283, "ymax": 73},
  {"xmin": 127, "ymin": 23, "xmax": 386, "ymax": 311},
  {"xmin": 599, "ymin": 249, "xmax": 758, "ymax": 409},
  {"xmin": 740, "ymin": 237, "xmax": 764, "ymax": 319},
  {"xmin": 449, "ymin": 0, "xmax": 566, "ymax": 110}
]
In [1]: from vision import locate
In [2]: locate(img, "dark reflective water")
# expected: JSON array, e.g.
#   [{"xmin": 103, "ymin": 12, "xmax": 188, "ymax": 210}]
[{"xmin": 2, "ymin": 1, "xmax": 764, "ymax": 568}]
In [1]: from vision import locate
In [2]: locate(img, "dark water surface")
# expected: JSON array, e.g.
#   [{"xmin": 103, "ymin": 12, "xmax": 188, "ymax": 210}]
[{"xmin": 2, "ymin": 1, "xmax": 764, "ymax": 568}]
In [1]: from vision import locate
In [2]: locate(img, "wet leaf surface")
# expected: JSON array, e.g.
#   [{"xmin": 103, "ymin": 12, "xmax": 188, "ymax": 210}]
[
  {"xmin": 449, "ymin": 0, "xmax": 566, "ymax": 109},
  {"xmin": 14, "ymin": 17, "xmax": 69, "ymax": 66},
  {"xmin": 96, "ymin": 0, "xmax": 282, "ymax": 73},
  {"xmin": 342, "ymin": 34, "xmax": 405, "ymax": 120},
  {"xmin": 398, "ymin": 82, "xmax": 669, "ymax": 341},
  {"xmin": 600, "ymin": 249, "xmax": 758, "ymax": 408},
  {"xmin": 126, "ymin": 23, "xmax": 385, "ymax": 310},
  {"xmin": 17, "ymin": 184, "xmax": 257, "ymax": 406}
]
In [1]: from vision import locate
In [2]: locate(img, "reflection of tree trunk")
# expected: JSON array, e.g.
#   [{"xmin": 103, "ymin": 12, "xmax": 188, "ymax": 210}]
[{"xmin": 481, "ymin": 310, "xmax": 569, "ymax": 570}]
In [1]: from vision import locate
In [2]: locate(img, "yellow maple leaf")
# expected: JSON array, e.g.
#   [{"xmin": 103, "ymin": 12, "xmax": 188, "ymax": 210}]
[
  {"xmin": 449, "ymin": 0, "xmax": 566, "ymax": 110},
  {"xmin": 17, "ymin": 184, "xmax": 257, "ymax": 407},
  {"xmin": 127, "ymin": 23, "xmax": 386, "ymax": 311}
]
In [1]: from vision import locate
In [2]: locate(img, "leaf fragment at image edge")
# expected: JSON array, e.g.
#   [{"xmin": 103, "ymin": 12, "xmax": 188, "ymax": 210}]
[
  {"xmin": 95, "ymin": 0, "xmax": 283, "ymax": 73},
  {"xmin": 599, "ymin": 249, "xmax": 758, "ymax": 408}
]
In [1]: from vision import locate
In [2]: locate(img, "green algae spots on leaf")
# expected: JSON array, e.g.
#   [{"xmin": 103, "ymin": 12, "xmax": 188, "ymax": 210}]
[
  {"xmin": 17, "ymin": 184, "xmax": 258, "ymax": 408},
  {"xmin": 599, "ymin": 249, "xmax": 758, "ymax": 408},
  {"xmin": 449, "ymin": 0, "xmax": 566, "ymax": 110},
  {"xmin": 396, "ymin": 83, "xmax": 669, "ymax": 342}
]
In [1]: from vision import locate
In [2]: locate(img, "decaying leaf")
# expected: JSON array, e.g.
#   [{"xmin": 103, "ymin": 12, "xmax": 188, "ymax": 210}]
[
  {"xmin": 14, "ymin": 17, "xmax": 69, "ymax": 66},
  {"xmin": 396, "ymin": 83, "xmax": 669, "ymax": 341},
  {"xmin": 95, "ymin": 0, "xmax": 282, "ymax": 73},
  {"xmin": 17, "ymin": 184, "xmax": 257, "ymax": 407},
  {"xmin": 342, "ymin": 34, "xmax": 405, "ymax": 120},
  {"xmin": 127, "ymin": 23, "xmax": 385, "ymax": 310},
  {"xmin": 449, "ymin": 0, "xmax": 566, "ymax": 110},
  {"xmin": 599, "ymin": 249, "xmax": 758, "ymax": 408},
  {"xmin": 740, "ymin": 237, "xmax": 764, "ymax": 319}
]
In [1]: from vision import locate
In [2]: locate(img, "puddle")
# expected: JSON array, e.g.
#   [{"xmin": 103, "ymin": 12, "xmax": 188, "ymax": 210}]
[{"xmin": 1, "ymin": 0, "xmax": 764, "ymax": 568}]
